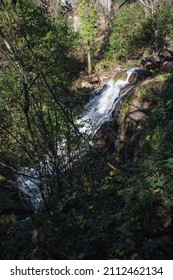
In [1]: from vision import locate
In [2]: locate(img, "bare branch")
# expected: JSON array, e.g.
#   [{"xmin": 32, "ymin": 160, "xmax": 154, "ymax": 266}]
[{"xmin": 119, "ymin": 0, "xmax": 129, "ymax": 9}]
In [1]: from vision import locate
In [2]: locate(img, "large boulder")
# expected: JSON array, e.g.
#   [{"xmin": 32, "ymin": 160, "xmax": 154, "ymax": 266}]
[{"xmin": 128, "ymin": 68, "xmax": 153, "ymax": 84}]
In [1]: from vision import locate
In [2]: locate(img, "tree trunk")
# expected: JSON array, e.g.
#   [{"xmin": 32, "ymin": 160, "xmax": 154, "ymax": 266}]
[{"xmin": 87, "ymin": 49, "xmax": 92, "ymax": 75}]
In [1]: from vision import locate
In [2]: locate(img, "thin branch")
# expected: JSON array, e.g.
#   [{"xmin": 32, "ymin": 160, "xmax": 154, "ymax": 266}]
[
  {"xmin": 119, "ymin": 0, "xmax": 129, "ymax": 9},
  {"xmin": 0, "ymin": 124, "xmax": 33, "ymax": 160},
  {"xmin": 107, "ymin": 162, "xmax": 118, "ymax": 171},
  {"xmin": 40, "ymin": 71, "xmax": 82, "ymax": 137}
]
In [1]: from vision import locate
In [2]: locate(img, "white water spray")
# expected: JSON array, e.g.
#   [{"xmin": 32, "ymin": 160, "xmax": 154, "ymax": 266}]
[{"xmin": 77, "ymin": 68, "xmax": 137, "ymax": 135}]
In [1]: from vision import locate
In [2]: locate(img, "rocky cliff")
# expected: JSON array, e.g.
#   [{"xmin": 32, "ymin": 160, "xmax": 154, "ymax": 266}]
[{"xmin": 40, "ymin": 0, "xmax": 125, "ymax": 26}]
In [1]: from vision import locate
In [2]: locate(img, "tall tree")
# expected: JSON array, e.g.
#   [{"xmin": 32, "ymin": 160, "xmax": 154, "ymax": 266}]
[{"xmin": 78, "ymin": 0, "xmax": 98, "ymax": 74}]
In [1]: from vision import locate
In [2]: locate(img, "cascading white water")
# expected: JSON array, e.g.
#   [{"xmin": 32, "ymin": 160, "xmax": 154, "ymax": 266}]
[
  {"xmin": 77, "ymin": 68, "xmax": 137, "ymax": 135},
  {"xmin": 16, "ymin": 68, "xmax": 139, "ymax": 207},
  {"xmin": 16, "ymin": 167, "xmax": 41, "ymax": 208}
]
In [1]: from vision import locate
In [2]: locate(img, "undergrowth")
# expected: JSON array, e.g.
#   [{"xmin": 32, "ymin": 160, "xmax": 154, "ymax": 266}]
[{"xmin": 1, "ymin": 74, "xmax": 173, "ymax": 260}]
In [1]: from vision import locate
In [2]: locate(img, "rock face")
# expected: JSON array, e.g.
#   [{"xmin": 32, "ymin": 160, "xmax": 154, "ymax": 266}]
[
  {"xmin": 91, "ymin": 69, "xmax": 168, "ymax": 166},
  {"xmin": 66, "ymin": 0, "xmax": 115, "ymax": 32},
  {"xmin": 116, "ymin": 76, "xmax": 162, "ymax": 162},
  {"xmin": 41, "ymin": 0, "xmax": 124, "ymax": 27},
  {"xmin": 92, "ymin": 120, "xmax": 119, "ymax": 150},
  {"xmin": 66, "ymin": 0, "xmax": 114, "ymax": 14}
]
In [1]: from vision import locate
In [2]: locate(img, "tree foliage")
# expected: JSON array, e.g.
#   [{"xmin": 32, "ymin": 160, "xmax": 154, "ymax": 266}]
[
  {"xmin": 0, "ymin": 0, "xmax": 80, "ymax": 211},
  {"xmin": 78, "ymin": 0, "xmax": 98, "ymax": 74},
  {"xmin": 105, "ymin": 1, "xmax": 173, "ymax": 61},
  {"xmin": 1, "ymin": 0, "xmax": 173, "ymax": 261}
]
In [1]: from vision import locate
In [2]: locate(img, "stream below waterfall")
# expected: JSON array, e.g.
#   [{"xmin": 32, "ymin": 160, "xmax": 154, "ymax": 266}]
[{"xmin": 15, "ymin": 67, "xmax": 144, "ymax": 208}]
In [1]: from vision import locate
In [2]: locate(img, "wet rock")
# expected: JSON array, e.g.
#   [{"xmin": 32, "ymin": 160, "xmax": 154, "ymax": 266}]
[
  {"xmin": 92, "ymin": 120, "xmax": 118, "ymax": 151},
  {"xmin": 128, "ymin": 69, "xmax": 153, "ymax": 84}
]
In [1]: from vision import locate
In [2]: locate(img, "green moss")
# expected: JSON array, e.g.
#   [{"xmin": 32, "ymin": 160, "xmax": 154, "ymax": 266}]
[
  {"xmin": 134, "ymin": 73, "xmax": 172, "ymax": 102},
  {"xmin": 120, "ymin": 94, "xmax": 133, "ymax": 117}
]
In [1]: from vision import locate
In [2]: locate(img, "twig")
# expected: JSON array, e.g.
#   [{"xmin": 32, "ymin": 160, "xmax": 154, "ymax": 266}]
[{"xmin": 107, "ymin": 162, "xmax": 118, "ymax": 171}]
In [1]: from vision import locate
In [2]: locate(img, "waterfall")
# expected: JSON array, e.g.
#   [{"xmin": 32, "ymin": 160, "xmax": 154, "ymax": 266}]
[
  {"xmin": 15, "ymin": 68, "xmax": 140, "ymax": 207},
  {"xmin": 16, "ymin": 168, "xmax": 41, "ymax": 208},
  {"xmin": 77, "ymin": 68, "xmax": 138, "ymax": 136}
]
